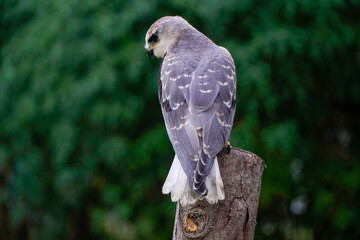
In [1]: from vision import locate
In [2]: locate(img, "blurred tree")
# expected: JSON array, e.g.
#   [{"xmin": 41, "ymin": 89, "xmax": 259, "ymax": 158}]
[{"xmin": 0, "ymin": 0, "xmax": 359, "ymax": 239}]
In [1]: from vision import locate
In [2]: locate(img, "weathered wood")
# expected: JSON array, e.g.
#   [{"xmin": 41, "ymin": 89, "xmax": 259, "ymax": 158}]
[{"xmin": 172, "ymin": 147, "xmax": 265, "ymax": 240}]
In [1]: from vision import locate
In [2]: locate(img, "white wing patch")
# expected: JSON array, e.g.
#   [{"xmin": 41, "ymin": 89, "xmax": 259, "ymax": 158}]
[
  {"xmin": 199, "ymin": 82, "xmax": 209, "ymax": 86},
  {"xmin": 217, "ymin": 117, "xmax": 232, "ymax": 127},
  {"xmin": 226, "ymin": 74, "xmax": 234, "ymax": 80},
  {"xmin": 172, "ymin": 101, "xmax": 184, "ymax": 110},
  {"xmin": 197, "ymin": 75, "xmax": 208, "ymax": 79},
  {"xmin": 221, "ymin": 64, "xmax": 231, "ymax": 69},
  {"xmin": 217, "ymin": 81, "xmax": 228, "ymax": 86},
  {"xmin": 200, "ymin": 89, "xmax": 213, "ymax": 93},
  {"xmin": 176, "ymin": 120, "xmax": 188, "ymax": 130},
  {"xmin": 190, "ymin": 122, "xmax": 202, "ymax": 130},
  {"xmin": 223, "ymin": 100, "xmax": 231, "ymax": 108},
  {"xmin": 178, "ymin": 84, "xmax": 190, "ymax": 89}
]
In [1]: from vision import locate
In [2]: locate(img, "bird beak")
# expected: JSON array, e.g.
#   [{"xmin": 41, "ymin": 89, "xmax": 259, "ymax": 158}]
[{"xmin": 146, "ymin": 48, "xmax": 154, "ymax": 58}]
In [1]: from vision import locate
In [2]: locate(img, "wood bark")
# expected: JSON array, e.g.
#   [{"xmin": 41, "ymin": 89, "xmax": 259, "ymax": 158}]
[{"xmin": 172, "ymin": 147, "xmax": 265, "ymax": 240}]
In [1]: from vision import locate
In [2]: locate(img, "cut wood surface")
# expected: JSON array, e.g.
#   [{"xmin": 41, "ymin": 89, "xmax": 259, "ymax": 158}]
[{"xmin": 172, "ymin": 147, "xmax": 265, "ymax": 240}]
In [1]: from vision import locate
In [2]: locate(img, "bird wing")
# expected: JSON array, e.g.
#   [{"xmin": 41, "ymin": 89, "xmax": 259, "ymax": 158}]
[
  {"xmin": 189, "ymin": 47, "xmax": 236, "ymax": 194},
  {"xmin": 159, "ymin": 48, "xmax": 236, "ymax": 196},
  {"xmin": 200, "ymin": 47, "xmax": 236, "ymax": 157},
  {"xmin": 159, "ymin": 52, "xmax": 199, "ymax": 185}
]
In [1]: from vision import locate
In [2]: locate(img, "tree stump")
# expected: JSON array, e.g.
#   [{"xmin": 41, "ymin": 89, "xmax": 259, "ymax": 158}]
[{"xmin": 172, "ymin": 147, "xmax": 265, "ymax": 240}]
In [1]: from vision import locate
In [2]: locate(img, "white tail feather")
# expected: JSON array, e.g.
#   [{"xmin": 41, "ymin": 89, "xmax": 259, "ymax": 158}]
[
  {"xmin": 162, "ymin": 155, "xmax": 225, "ymax": 206},
  {"xmin": 204, "ymin": 157, "xmax": 225, "ymax": 204},
  {"xmin": 162, "ymin": 155, "xmax": 181, "ymax": 194}
]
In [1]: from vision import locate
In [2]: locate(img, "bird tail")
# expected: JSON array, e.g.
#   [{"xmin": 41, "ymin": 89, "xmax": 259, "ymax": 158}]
[
  {"xmin": 204, "ymin": 156, "xmax": 225, "ymax": 204},
  {"xmin": 162, "ymin": 155, "xmax": 225, "ymax": 206}
]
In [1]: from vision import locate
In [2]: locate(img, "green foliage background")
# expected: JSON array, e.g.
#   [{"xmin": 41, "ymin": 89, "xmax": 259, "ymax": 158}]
[{"xmin": 1, "ymin": 0, "xmax": 359, "ymax": 239}]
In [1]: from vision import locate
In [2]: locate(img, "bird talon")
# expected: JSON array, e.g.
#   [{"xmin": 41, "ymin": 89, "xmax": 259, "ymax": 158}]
[{"xmin": 226, "ymin": 141, "xmax": 231, "ymax": 154}]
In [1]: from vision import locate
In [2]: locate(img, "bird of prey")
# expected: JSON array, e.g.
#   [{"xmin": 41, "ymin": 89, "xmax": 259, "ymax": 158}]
[{"xmin": 145, "ymin": 16, "xmax": 236, "ymax": 206}]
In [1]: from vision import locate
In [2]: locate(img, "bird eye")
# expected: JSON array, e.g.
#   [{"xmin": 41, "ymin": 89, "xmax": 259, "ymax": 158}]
[{"xmin": 148, "ymin": 33, "xmax": 159, "ymax": 43}]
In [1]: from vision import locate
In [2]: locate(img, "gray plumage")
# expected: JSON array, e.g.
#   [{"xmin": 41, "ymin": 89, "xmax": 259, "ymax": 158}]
[{"xmin": 145, "ymin": 16, "xmax": 236, "ymax": 205}]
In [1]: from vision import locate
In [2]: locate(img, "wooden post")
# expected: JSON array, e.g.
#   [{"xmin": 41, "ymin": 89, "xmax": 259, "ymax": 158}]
[{"xmin": 172, "ymin": 147, "xmax": 265, "ymax": 240}]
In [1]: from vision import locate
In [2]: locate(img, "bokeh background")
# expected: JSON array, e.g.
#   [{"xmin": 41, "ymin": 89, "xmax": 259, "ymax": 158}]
[{"xmin": 1, "ymin": 0, "xmax": 359, "ymax": 239}]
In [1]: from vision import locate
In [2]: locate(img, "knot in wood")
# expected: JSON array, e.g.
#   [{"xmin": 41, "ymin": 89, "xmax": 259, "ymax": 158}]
[{"xmin": 181, "ymin": 200, "xmax": 218, "ymax": 239}]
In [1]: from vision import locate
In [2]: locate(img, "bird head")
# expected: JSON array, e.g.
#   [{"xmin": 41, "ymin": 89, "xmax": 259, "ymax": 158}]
[{"xmin": 145, "ymin": 16, "xmax": 190, "ymax": 58}]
